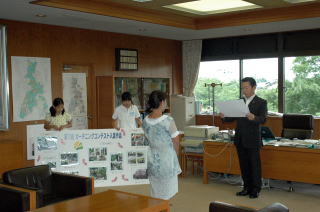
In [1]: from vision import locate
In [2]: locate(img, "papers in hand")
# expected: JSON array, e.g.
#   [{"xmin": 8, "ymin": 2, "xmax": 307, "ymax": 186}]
[{"xmin": 216, "ymin": 99, "xmax": 249, "ymax": 117}]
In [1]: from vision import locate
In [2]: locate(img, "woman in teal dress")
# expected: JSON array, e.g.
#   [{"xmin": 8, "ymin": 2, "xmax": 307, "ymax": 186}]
[{"xmin": 142, "ymin": 90, "xmax": 181, "ymax": 200}]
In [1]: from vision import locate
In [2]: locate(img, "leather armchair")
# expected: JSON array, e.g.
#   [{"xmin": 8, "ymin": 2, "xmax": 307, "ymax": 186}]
[
  {"xmin": 0, "ymin": 165, "xmax": 93, "ymax": 211},
  {"xmin": 282, "ymin": 114, "xmax": 314, "ymax": 139},
  {"xmin": 209, "ymin": 201, "xmax": 289, "ymax": 212}
]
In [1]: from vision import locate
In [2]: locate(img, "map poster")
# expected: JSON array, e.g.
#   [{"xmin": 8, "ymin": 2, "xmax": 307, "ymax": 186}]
[
  {"xmin": 63, "ymin": 73, "xmax": 88, "ymax": 129},
  {"xmin": 11, "ymin": 56, "xmax": 52, "ymax": 122},
  {"xmin": 35, "ymin": 128, "xmax": 149, "ymax": 187}
]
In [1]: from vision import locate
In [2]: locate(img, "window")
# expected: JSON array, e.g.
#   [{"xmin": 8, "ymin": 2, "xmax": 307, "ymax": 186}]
[
  {"xmin": 195, "ymin": 60, "xmax": 239, "ymax": 114},
  {"xmin": 195, "ymin": 56, "xmax": 320, "ymax": 116},
  {"xmin": 284, "ymin": 56, "xmax": 320, "ymax": 116},
  {"xmin": 243, "ymin": 58, "xmax": 278, "ymax": 112}
]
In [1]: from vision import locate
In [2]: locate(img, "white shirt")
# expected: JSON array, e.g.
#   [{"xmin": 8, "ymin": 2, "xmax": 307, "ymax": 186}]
[
  {"xmin": 243, "ymin": 94, "xmax": 256, "ymax": 107},
  {"xmin": 112, "ymin": 105, "xmax": 140, "ymax": 129}
]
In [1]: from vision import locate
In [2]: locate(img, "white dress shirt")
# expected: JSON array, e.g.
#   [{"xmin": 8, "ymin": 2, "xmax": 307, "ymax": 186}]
[
  {"xmin": 112, "ymin": 105, "xmax": 140, "ymax": 129},
  {"xmin": 243, "ymin": 94, "xmax": 256, "ymax": 107}
]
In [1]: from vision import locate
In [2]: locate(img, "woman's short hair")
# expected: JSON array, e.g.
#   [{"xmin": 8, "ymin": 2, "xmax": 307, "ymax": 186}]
[{"xmin": 146, "ymin": 90, "xmax": 167, "ymax": 113}]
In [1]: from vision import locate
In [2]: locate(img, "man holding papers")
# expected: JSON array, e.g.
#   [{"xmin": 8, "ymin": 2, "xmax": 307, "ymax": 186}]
[{"xmin": 219, "ymin": 77, "xmax": 267, "ymax": 199}]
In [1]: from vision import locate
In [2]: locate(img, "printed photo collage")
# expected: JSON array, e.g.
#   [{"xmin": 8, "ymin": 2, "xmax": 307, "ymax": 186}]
[{"xmin": 35, "ymin": 129, "xmax": 149, "ymax": 187}]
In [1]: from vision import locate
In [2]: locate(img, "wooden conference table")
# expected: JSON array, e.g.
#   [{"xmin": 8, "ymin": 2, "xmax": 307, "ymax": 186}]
[
  {"xmin": 31, "ymin": 189, "xmax": 169, "ymax": 212},
  {"xmin": 203, "ymin": 141, "xmax": 320, "ymax": 184}
]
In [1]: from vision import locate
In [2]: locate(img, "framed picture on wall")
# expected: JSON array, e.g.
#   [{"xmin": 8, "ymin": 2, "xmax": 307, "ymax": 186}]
[
  {"xmin": 0, "ymin": 25, "xmax": 9, "ymax": 130},
  {"xmin": 115, "ymin": 48, "xmax": 138, "ymax": 71}
]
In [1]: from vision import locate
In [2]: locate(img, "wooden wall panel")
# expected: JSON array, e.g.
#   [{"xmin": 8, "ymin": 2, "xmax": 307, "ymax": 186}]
[
  {"xmin": 0, "ymin": 19, "xmax": 182, "ymax": 175},
  {"xmin": 0, "ymin": 141, "xmax": 24, "ymax": 175},
  {"xmin": 96, "ymin": 76, "xmax": 114, "ymax": 129},
  {"xmin": 196, "ymin": 115, "xmax": 320, "ymax": 139},
  {"xmin": 196, "ymin": 2, "xmax": 320, "ymax": 30}
]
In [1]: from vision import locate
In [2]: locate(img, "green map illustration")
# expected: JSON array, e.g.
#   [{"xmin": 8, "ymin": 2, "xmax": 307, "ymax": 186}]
[{"xmin": 19, "ymin": 60, "xmax": 48, "ymax": 119}]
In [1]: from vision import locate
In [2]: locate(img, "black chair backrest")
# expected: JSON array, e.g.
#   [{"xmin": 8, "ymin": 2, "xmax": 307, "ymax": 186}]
[
  {"xmin": 2, "ymin": 165, "xmax": 53, "ymax": 193},
  {"xmin": 209, "ymin": 201, "xmax": 255, "ymax": 212},
  {"xmin": 257, "ymin": 202, "xmax": 289, "ymax": 212},
  {"xmin": 282, "ymin": 114, "xmax": 314, "ymax": 139},
  {"xmin": 282, "ymin": 114, "xmax": 313, "ymax": 130}
]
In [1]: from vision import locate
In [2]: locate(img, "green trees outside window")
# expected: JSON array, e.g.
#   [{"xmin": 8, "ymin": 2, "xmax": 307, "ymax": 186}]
[{"xmin": 195, "ymin": 56, "xmax": 320, "ymax": 116}]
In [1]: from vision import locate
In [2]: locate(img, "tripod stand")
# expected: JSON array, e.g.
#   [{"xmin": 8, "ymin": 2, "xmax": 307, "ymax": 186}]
[{"xmin": 204, "ymin": 83, "xmax": 222, "ymax": 125}]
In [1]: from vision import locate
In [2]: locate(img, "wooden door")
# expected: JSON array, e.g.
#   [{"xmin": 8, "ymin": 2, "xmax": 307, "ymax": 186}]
[
  {"xmin": 62, "ymin": 64, "xmax": 94, "ymax": 129},
  {"xmin": 96, "ymin": 76, "xmax": 114, "ymax": 129}
]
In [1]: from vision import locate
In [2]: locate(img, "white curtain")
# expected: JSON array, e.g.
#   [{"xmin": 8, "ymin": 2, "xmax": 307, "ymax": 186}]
[{"xmin": 182, "ymin": 40, "xmax": 202, "ymax": 97}]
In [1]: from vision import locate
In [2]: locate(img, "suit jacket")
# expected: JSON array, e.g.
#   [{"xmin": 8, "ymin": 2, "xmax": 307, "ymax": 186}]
[{"xmin": 224, "ymin": 95, "xmax": 267, "ymax": 148}]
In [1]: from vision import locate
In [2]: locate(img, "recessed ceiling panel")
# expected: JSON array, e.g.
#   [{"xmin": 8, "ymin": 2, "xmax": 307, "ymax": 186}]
[
  {"xmin": 283, "ymin": 0, "xmax": 317, "ymax": 3},
  {"xmin": 164, "ymin": 0, "xmax": 262, "ymax": 15}
]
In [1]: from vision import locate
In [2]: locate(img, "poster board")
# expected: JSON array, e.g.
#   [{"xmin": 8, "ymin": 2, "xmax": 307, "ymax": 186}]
[
  {"xmin": 63, "ymin": 73, "xmax": 88, "ymax": 129},
  {"xmin": 11, "ymin": 56, "xmax": 52, "ymax": 122},
  {"xmin": 27, "ymin": 124, "xmax": 45, "ymax": 160},
  {"xmin": 34, "ymin": 128, "xmax": 149, "ymax": 187}
]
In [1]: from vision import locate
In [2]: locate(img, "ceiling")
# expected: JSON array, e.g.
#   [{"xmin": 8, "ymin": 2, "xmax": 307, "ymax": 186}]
[{"xmin": 0, "ymin": 0, "xmax": 320, "ymax": 40}]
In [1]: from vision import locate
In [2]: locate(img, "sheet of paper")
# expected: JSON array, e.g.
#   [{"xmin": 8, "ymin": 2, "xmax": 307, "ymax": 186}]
[
  {"xmin": 216, "ymin": 99, "xmax": 249, "ymax": 117},
  {"xmin": 27, "ymin": 124, "xmax": 45, "ymax": 160}
]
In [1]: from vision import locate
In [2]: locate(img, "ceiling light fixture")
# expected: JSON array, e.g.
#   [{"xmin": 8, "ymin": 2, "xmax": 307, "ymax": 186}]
[
  {"xmin": 132, "ymin": 0, "xmax": 153, "ymax": 2},
  {"xmin": 164, "ymin": 0, "xmax": 261, "ymax": 15},
  {"xmin": 283, "ymin": 0, "xmax": 316, "ymax": 3}
]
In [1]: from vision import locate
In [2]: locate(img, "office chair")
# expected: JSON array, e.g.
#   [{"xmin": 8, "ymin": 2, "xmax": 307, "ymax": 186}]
[
  {"xmin": 0, "ymin": 165, "xmax": 93, "ymax": 211},
  {"xmin": 281, "ymin": 113, "xmax": 314, "ymax": 191},
  {"xmin": 209, "ymin": 201, "xmax": 289, "ymax": 212},
  {"xmin": 282, "ymin": 114, "xmax": 314, "ymax": 139}
]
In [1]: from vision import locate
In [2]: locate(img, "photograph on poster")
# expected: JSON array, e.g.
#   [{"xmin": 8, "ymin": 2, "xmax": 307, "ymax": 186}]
[
  {"xmin": 111, "ymin": 162, "xmax": 123, "ymax": 170},
  {"xmin": 62, "ymin": 170, "xmax": 79, "ymax": 176},
  {"xmin": 61, "ymin": 153, "xmax": 78, "ymax": 166},
  {"xmin": 128, "ymin": 151, "xmax": 146, "ymax": 164},
  {"xmin": 90, "ymin": 167, "xmax": 107, "ymax": 180},
  {"xmin": 111, "ymin": 153, "xmax": 123, "ymax": 162},
  {"xmin": 133, "ymin": 168, "xmax": 148, "ymax": 180},
  {"xmin": 131, "ymin": 133, "xmax": 148, "ymax": 146},
  {"xmin": 111, "ymin": 153, "xmax": 123, "ymax": 170},
  {"xmin": 37, "ymin": 136, "xmax": 58, "ymax": 151},
  {"xmin": 137, "ymin": 151, "xmax": 145, "ymax": 164},
  {"xmin": 89, "ymin": 147, "xmax": 107, "ymax": 161},
  {"xmin": 27, "ymin": 124, "xmax": 45, "ymax": 160},
  {"xmin": 128, "ymin": 151, "xmax": 136, "ymax": 164},
  {"xmin": 47, "ymin": 161, "xmax": 57, "ymax": 169}
]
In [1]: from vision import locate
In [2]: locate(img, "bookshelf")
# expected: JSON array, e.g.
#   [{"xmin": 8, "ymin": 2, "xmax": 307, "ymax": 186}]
[{"xmin": 114, "ymin": 77, "xmax": 170, "ymax": 112}]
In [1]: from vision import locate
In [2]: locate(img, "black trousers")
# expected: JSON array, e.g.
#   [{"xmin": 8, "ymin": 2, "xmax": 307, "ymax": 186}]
[{"xmin": 236, "ymin": 144, "xmax": 262, "ymax": 193}]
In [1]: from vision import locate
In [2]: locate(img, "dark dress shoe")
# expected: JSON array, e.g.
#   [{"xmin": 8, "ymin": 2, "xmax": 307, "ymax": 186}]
[
  {"xmin": 249, "ymin": 192, "xmax": 259, "ymax": 199},
  {"xmin": 236, "ymin": 189, "xmax": 250, "ymax": 196}
]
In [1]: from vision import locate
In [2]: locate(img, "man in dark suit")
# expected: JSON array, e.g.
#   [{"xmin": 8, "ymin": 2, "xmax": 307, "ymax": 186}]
[{"xmin": 220, "ymin": 77, "xmax": 267, "ymax": 199}]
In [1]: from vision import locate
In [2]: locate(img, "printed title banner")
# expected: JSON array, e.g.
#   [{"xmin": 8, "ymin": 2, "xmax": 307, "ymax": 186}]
[{"xmin": 35, "ymin": 129, "xmax": 149, "ymax": 187}]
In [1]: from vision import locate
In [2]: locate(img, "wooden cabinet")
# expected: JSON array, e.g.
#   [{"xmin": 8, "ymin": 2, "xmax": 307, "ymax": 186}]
[
  {"xmin": 115, "ymin": 77, "xmax": 170, "ymax": 112},
  {"xmin": 96, "ymin": 76, "xmax": 170, "ymax": 129}
]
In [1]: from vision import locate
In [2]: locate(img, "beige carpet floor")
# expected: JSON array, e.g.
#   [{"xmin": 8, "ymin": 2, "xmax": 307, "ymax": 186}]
[{"xmin": 95, "ymin": 174, "xmax": 320, "ymax": 212}]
